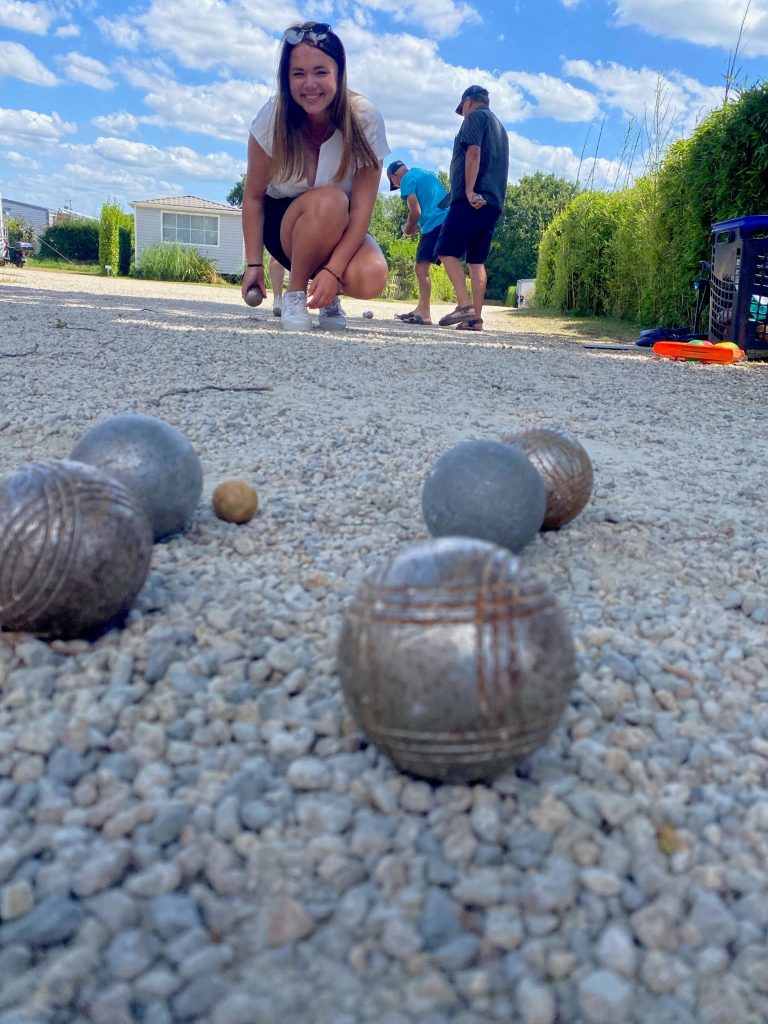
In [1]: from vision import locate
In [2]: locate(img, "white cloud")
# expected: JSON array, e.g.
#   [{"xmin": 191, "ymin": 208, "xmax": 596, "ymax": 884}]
[
  {"xmin": 563, "ymin": 59, "xmax": 723, "ymax": 136},
  {"xmin": 612, "ymin": 0, "xmax": 768, "ymax": 57},
  {"xmin": 505, "ymin": 128, "xmax": 625, "ymax": 186},
  {"xmin": 91, "ymin": 111, "xmax": 140, "ymax": 135},
  {"xmin": 139, "ymin": 0, "xmax": 283, "ymax": 75},
  {"xmin": 341, "ymin": 24, "xmax": 527, "ymax": 146},
  {"xmin": 355, "ymin": 0, "xmax": 482, "ymax": 38},
  {"xmin": 0, "ymin": 42, "xmax": 59, "ymax": 86},
  {"xmin": 0, "ymin": 0, "xmax": 54, "ymax": 34},
  {"xmin": 561, "ymin": 0, "xmax": 583, "ymax": 7},
  {"xmin": 504, "ymin": 70, "xmax": 600, "ymax": 121},
  {"xmin": 95, "ymin": 14, "xmax": 142, "ymax": 51},
  {"xmin": 0, "ymin": 107, "xmax": 76, "ymax": 145},
  {"xmin": 54, "ymin": 23, "xmax": 80, "ymax": 38},
  {"xmin": 57, "ymin": 52, "xmax": 114, "ymax": 90},
  {"xmin": 85, "ymin": 136, "xmax": 243, "ymax": 182},
  {"xmin": 5, "ymin": 150, "xmax": 40, "ymax": 168},
  {"xmin": 140, "ymin": 78, "xmax": 272, "ymax": 142}
]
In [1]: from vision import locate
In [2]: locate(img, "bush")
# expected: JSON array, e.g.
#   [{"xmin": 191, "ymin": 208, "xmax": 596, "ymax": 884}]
[
  {"xmin": 5, "ymin": 216, "xmax": 35, "ymax": 246},
  {"xmin": 38, "ymin": 220, "xmax": 99, "ymax": 262},
  {"xmin": 133, "ymin": 242, "xmax": 221, "ymax": 283},
  {"xmin": 118, "ymin": 225, "xmax": 133, "ymax": 275},
  {"xmin": 99, "ymin": 202, "xmax": 134, "ymax": 275},
  {"xmin": 504, "ymin": 286, "xmax": 516, "ymax": 306}
]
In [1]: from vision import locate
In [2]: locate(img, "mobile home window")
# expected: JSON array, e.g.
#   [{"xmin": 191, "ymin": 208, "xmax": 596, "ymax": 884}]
[{"xmin": 162, "ymin": 213, "xmax": 219, "ymax": 246}]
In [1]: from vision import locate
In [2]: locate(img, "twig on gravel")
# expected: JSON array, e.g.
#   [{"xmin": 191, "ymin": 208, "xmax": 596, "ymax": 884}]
[
  {"xmin": 151, "ymin": 384, "xmax": 272, "ymax": 403},
  {"xmin": 0, "ymin": 342, "xmax": 39, "ymax": 357},
  {"xmin": 52, "ymin": 318, "xmax": 96, "ymax": 331}
]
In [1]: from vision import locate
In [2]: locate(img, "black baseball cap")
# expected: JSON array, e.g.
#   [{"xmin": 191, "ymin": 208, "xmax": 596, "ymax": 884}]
[
  {"xmin": 387, "ymin": 160, "xmax": 407, "ymax": 190},
  {"xmin": 456, "ymin": 84, "xmax": 489, "ymax": 114}
]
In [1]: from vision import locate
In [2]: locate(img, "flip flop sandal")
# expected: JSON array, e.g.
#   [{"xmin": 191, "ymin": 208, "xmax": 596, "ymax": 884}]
[
  {"xmin": 456, "ymin": 318, "xmax": 483, "ymax": 331},
  {"xmin": 395, "ymin": 312, "xmax": 431, "ymax": 324},
  {"xmin": 438, "ymin": 305, "xmax": 475, "ymax": 327}
]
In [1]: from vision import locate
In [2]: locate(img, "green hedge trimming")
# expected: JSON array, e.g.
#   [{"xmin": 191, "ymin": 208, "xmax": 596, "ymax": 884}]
[
  {"xmin": 38, "ymin": 220, "xmax": 99, "ymax": 262},
  {"xmin": 536, "ymin": 82, "xmax": 768, "ymax": 325}
]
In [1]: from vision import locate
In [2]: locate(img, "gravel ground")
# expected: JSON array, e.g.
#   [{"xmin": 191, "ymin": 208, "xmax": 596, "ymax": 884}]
[{"xmin": 1, "ymin": 267, "xmax": 768, "ymax": 1024}]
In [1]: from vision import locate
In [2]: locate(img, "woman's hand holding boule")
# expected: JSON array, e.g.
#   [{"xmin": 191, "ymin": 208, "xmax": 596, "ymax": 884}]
[{"xmin": 241, "ymin": 267, "xmax": 266, "ymax": 305}]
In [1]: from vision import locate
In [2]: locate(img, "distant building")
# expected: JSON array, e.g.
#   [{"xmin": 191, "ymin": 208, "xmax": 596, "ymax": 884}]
[
  {"xmin": 1, "ymin": 197, "xmax": 55, "ymax": 236},
  {"xmin": 131, "ymin": 196, "xmax": 244, "ymax": 275},
  {"xmin": 0, "ymin": 197, "xmax": 93, "ymax": 237},
  {"xmin": 516, "ymin": 278, "xmax": 536, "ymax": 308}
]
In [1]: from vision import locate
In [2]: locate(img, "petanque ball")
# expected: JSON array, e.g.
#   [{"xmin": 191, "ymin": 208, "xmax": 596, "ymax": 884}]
[
  {"xmin": 0, "ymin": 460, "xmax": 153, "ymax": 639},
  {"xmin": 503, "ymin": 427, "xmax": 593, "ymax": 530},
  {"xmin": 71, "ymin": 413, "xmax": 203, "ymax": 540},
  {"xmin": 212, "ymin": 479, "xmax": 259, "ymax": 523},
  {"xmin": 362, "ymin": 310, "xmax": 374, "ymax": 319},
  {"xmin": 422, "ymin": 439, "xmax": 546, "ymax": 552},
  {"xmin": 338, "ymin": 536, "xmax": 576, "ymax": 782},
  {"xmin": 245, "ymin": 289, "xmax": 263, "ymax": 307}
]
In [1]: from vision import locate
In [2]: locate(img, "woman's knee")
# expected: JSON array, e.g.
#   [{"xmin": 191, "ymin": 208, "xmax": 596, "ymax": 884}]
[
  {"xmin": 304, "ymin": 186, "xmax": 349, "ymax": 226},
  {"xmin": 348, "ymin": 253, "xmax": 388, "ymax": 299}
]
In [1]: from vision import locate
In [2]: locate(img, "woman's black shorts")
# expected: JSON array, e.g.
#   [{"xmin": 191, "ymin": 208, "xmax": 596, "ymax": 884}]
[{"xmin": 263, "ymin": 195, "xmax": 295, "ymax": 270}]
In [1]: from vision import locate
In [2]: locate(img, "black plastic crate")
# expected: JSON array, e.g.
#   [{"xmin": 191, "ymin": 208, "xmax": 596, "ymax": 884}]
[{"xmin": 709, "ymin": 214, "xmax": 768, "ymax": 357}]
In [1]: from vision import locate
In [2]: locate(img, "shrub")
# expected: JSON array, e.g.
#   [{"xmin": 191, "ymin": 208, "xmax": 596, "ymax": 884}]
[
  {"xmin": 118, "ymin": 225, "xmax": 133, "ymax": 275},
  {"xmin": 505, "ymin": 286, "xmax": 516, "ymax": 306},
  {"xmin": 133, "ymin": 242, "xmax": 221, "ymax": 283},
  {"xmin": 99, "ymin": 202, "xmax": 134, "ymax": 275},
  {"xmin": 5, "ymin": 216, "xmax": 36, "ymax": 246},
  {"xmin": 38, "ymin": 220, "xmax": 99, "ymax": 262}
]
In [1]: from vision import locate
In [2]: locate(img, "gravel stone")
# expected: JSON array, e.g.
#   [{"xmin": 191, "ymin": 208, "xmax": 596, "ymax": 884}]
[{"xmin": 3, "ymin": 272, "xmax": 768, "ymax": 1021}]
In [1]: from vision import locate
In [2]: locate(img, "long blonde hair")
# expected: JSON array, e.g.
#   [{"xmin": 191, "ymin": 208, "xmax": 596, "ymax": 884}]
[{"xmin": 271, "ymin": 27, "xmax": 379, "ymax": 184}]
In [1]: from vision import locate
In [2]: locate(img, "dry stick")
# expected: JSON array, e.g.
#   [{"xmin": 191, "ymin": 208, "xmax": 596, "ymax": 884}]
[
  {"xmin": 0, "ymin": 342, "xmax": 39, "ymax": 357},
  {"xmin": 152, "ymin": 384, "xmax": 272, "ymax": 403}
]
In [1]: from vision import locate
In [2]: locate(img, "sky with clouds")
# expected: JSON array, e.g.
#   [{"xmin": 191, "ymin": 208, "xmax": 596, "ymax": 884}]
[{"xmin": 0, "ymin": 0, "xmax": 766, "ymax": 217}]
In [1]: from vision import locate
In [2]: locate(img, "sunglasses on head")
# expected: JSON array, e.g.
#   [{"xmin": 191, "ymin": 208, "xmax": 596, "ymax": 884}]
[{"xmin": 283, "ymin": 22, "xmax": 334, "ymax": 46}]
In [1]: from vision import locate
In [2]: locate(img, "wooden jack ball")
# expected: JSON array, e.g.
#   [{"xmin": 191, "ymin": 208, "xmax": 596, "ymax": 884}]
[{"xmin": 212, "ymin": 479, "xmax": 259, "ymax": 523}]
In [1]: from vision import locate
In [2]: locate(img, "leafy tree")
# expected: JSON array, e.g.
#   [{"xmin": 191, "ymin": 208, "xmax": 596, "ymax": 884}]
[
  {"xmin": 227, "ymin": 176, "xmax": 245, "ymax": 207},
  {"xmin": 486, "ymin": 172, "xmax": 579, "ymax": 300},
  {"xmin": 369, "ymin": 192, "xmax": 405, "ymax": 259}
]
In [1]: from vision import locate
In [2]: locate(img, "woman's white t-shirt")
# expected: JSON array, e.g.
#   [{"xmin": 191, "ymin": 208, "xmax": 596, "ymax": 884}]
[{"xmin": 249, "ymin": 94, "xmax": 390, "ymax": 199}]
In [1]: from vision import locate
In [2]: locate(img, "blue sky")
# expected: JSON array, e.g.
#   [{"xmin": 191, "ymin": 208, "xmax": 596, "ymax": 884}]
[{"xmin": 0, "ymin": 0, "xmax": 766, "ymax": 218}]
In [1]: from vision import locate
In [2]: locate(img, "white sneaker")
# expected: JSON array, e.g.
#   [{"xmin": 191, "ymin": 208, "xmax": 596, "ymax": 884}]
[
  {"xmin": 272, "ymin": 297, "xmax": 282, "ymax": 317},
  {"xmin": 318, "ymin": 295, "xmax": 347, "ymax": 330},
  {"xmin": 281, "ymin": 290, "xmax": 312, "ymax": 331}
]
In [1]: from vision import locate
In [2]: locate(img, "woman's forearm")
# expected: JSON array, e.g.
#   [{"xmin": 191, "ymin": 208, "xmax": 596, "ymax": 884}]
[{"xmin": 242, "ymin": 194, "xmax": 265, "ymax": 264}]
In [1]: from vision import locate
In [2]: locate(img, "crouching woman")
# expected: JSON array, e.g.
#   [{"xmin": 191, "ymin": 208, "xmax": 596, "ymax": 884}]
[{"xmin": 241, "ymin": 22, "xmax": 390, "ymax": 330}]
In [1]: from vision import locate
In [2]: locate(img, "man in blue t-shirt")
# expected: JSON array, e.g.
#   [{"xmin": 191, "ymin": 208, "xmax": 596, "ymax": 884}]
[{"xmin": 386, "ymin": 160, "xmax": 449, "ymax": 326}]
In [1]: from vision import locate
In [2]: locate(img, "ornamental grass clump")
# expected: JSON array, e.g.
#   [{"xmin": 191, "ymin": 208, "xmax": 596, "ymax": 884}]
[{"xmin": 133, "ymin": 242, "xmax": 221, "ymax": 283}]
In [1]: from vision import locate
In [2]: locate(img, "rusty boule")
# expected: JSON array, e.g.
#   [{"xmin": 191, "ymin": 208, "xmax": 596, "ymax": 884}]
[
  {"xmin": 0, "ymin": 459, "xmax": 153, "ymax": 639},
  {"xmin": 503, "ymin": 426, "xmax": 593, "ymax": 530},
  {"xmin": 338, "ymin": 536, "xmax": 576, "ymax": 783}
]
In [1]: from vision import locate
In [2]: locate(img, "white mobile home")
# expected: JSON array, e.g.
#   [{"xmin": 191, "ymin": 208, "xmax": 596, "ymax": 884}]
[
  {"xmin": 131, "ymin": 196, "xmax": 244, "ymax": 275},
  {"xmin": 1, "ymin": 197, "xmax": 55, "ymax": 236}
]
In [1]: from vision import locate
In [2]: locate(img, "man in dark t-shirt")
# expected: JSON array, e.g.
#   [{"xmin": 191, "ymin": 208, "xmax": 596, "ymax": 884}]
[{"xmin": 437, "ymin": 85, "xmax": 509, "ymax": 331}]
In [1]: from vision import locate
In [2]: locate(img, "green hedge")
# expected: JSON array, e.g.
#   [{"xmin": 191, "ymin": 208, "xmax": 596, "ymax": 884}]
[
  {"xmin": 38, "ymin": 220, "xmax": 99, "ymax": 262},
  {"xmin": 99, "ymin": 202, "xmax": 134, "ymax": 275},
  {"xmin": 537, "ymin": 82, "xmax": 768, "ymax": 325}
]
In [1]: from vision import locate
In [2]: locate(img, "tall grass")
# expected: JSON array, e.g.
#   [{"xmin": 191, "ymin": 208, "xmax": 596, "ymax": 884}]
[{"xmin": 133, "ymin": 242, "xmax": 221, "ymax": 283}]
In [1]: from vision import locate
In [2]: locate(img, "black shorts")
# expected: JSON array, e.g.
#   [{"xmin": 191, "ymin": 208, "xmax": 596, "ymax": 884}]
[
  {"xmin": 263, "ymin": 195, "xmax": 295, "ymax": 270},
  {"xmin": 436, "ymin": 199, "xmax": 501, "ymax": 265},
  {"xmin": 415, "ymin": 224, "xmax": 443, "ymax": 265}
]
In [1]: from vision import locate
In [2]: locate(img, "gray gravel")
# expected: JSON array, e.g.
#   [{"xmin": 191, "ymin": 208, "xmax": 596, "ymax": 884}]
[{"xmin": 1, "ymin": 267, "xmax": 768, "ymax": 1023}]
